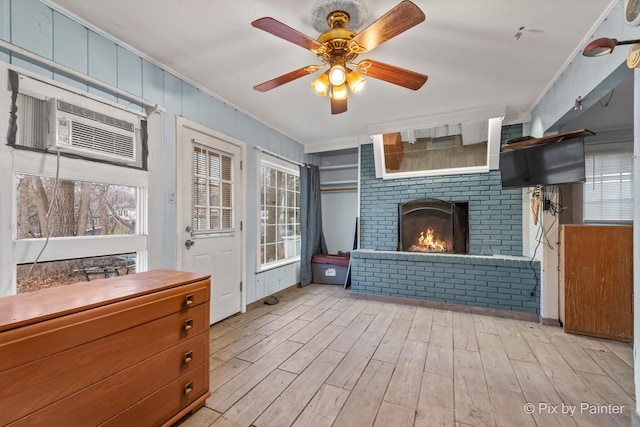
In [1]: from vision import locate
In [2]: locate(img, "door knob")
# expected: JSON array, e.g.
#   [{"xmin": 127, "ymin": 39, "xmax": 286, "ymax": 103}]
[{"xmin": 185, "ymin": 239, "xmax": 195, "ymax": 249}]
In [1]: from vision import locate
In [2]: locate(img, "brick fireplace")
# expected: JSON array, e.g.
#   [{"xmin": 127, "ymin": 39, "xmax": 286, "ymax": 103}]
[
  {"xmin": 399, "ymin": 199, "xmax": 469, "ymax": 254},
  {"xmin": 352, "ymin": 125, "xmax": 541, "ymax": 315}
]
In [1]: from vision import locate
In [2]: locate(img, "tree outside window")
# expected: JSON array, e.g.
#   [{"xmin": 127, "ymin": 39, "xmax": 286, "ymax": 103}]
[{"xmin": 15, "ymin": 174, "xmax": 138, "ymax": 292}]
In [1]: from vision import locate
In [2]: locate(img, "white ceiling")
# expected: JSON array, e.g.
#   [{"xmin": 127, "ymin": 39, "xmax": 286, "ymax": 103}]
[{"xmin": 49, "ymin": 0, "xmax": 616, "ymax": 145}]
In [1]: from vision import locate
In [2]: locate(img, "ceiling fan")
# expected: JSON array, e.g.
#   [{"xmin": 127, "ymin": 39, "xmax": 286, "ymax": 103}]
[{"xmin": 252, "ymin": 0, "xmax": 428, "ymax": 114}]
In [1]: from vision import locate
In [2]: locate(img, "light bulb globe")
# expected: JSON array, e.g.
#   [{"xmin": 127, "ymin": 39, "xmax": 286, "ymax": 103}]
[{"xmin": 328, "ymin": 65, "xmax": 347, "ymax": 86}]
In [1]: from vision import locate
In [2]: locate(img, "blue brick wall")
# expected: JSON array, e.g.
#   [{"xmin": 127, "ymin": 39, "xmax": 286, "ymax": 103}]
[
  {"xmin": 354, "ymin": 124, "xmax": 540, "ymax": 314},
  {"xmin": 360, "ymin": 124, "xmax": 524, "ymax": 256},
  {"xmin": 352, "ymin": 250, "xmax": 540, "ymax": 314}
]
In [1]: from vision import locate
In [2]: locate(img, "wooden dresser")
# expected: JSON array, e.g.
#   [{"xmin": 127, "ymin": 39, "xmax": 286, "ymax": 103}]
[{"xmin": 0, "ymin": 269, "xmax": 211, "ymax": 426}]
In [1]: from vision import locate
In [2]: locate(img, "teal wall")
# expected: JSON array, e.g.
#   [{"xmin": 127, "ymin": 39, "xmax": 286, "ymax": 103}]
[
  {"xmin": 351, "ymin": 250, "xmax": 540, "ymax": 314},
  {"xmin": 354, "ymin": 124, "xmax": 539, "ymax": 314},
  {"xmin": 0, "ymin": 0, "xmax": 306, "ymax": 303}
]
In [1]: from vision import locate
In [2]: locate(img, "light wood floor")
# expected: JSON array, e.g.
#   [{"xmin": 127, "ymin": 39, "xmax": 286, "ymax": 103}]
[{"xmin": 176, "ymin": 284, "xmax": 635, "ymax": 427}]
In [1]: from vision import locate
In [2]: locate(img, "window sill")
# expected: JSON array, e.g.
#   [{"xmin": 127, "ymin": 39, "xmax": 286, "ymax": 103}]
[{"xmin": 258, "ymin": 257, "xmax": 300, "ymax": 273}]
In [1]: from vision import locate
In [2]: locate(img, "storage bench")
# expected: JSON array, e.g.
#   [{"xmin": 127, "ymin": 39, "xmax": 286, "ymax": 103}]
[{"xmin": 312, "ymin": 253, "xmax": 350, "ymax": 285}]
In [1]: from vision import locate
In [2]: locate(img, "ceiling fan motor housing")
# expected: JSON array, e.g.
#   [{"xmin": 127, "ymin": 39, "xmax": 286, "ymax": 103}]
[
  {"xmin": 317, "ymin": 12, "xmax": 363, "ymax": 65},
  {"xmin": 327, "ymin": 10, "xmax": 350, "ymax": 28},
  {"xmin": 311, "ymin": 0, "xmax": 368, "ymax": 32}
]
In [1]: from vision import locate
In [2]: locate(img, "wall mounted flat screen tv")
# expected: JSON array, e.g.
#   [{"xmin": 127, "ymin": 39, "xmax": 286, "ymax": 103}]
[{"xmin": 499, "ymin": 139, "xmax": 586, "ymax": 189}]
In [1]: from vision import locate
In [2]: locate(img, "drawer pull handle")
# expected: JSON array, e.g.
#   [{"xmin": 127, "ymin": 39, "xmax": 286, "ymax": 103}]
[
  {"xmin": 183, "ymin": 319, "xmax": 193, "ymax": 331},
  {"xmin": 185, "ymin": 294, "xmax": 194, "ymax": 306},
  {"xmin": 183, "ymin": 351, "xmax": 193, "ymax": 364},
  {"xmin": 184, "ymin": 381, "xmax": 193, "ymax": 395}
]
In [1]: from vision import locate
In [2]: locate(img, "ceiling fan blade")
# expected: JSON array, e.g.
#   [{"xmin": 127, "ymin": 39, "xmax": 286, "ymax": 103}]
[
  {"xmin": 331, "ymin": 96, "xmax": 348, "ymax": 115},
  {"xmin": 254, "ymin": 65, "xmax": 321, "ymax": 92},
  {"xmin": 357, "ymin": 59, "xmax": 428, "ymax": 90},
  {"xmin": 352, "ymin": 1, "xmax": 425, "ymax": 52},
  {"xmin": 252, "ymin": 17, "xmax": 323, "ymax": 52}
]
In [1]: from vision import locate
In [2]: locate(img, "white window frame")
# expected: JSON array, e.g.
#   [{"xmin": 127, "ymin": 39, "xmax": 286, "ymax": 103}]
[
  {"xmin": 0, "ymin": 65, "xmax": 149, "ymax": 296},
  {"xmin": 368, "ymin": 108, "xmax": 505, "ymax": 179},
  {"xmin": 256, "ymin": 152, "xmax": 301, "ymax": 272}
]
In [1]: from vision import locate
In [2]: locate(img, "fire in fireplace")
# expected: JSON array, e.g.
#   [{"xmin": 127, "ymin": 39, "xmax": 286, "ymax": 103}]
[
  {"xmin": 412, "ymin": 227, "xmax": 448, "ymax": 252},
  {"xmin": 398, "ymin": 199, "xmax": 469, "ymax": 254}
]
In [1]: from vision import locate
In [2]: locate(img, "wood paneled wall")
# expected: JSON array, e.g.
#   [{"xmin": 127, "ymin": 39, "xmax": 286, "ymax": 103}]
[{"xmin": 0, "ymin": 0, "xmax": 306, "ymax": 303}]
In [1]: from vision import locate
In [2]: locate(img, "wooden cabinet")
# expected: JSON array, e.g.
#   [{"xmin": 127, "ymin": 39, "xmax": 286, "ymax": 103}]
[
  {"xmin": 383, "ymin": 132, "xmax": 403, "ymax": 170},
  {"xmin": 0, "ymin": 269, "xmax": 211, "ymax": 426},
  {"xmin": 561, "ymin": 225, "xmax": 633, "ymax": 341}
]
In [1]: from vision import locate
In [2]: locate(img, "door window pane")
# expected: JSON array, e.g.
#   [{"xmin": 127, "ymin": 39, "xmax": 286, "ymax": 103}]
[{"xmin": 191, "ymin": 144, "xmax": 234, "ymax": 232}]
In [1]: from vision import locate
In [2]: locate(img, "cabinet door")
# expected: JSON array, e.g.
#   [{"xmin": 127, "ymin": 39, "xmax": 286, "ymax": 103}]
[{"xmin": 563, "ymin": 225, "xmax": 633, "ymax": 341}]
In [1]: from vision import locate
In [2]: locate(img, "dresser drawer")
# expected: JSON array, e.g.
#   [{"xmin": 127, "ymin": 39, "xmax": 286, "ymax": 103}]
[
  {"xmin": 0, "ymin": 302, "xmax": 209, "ymax": 425},
  {"xmin": 8, "ymin": 331, "xmax": 209, "ymax": 427},
  {"xmin": 100, "ymin": 361, "xmax": 210, "ymax": 427},
  {"xmin": 0, "ymin": 280, "xmax": 209, "ymax": 373}
]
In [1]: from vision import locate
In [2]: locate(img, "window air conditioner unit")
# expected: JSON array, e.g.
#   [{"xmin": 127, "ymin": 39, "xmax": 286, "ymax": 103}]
[{"xmin": 48, "ymin": 98, "xmax": 138, "ymax": 165}]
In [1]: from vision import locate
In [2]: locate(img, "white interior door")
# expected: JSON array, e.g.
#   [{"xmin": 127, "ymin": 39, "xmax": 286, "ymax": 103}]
[{"xmin": 178, "ymin": 123, "xmax": 243, "ymax": 324}]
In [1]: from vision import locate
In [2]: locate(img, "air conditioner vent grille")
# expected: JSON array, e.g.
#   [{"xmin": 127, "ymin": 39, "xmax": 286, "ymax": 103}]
[
  {"xmin": 70, "ymin": 121, "xmax": 135, "ymax": 159},
  {"xmin": 57, "ymin": 100, "xmax": 135, "ymax": 132},
  {"xmin": 17, "ymin": 94, "xmax": 48, "ymax": 150}
]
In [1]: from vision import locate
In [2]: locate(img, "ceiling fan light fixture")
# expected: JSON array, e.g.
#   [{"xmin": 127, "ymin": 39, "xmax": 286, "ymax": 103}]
[
  {"xmin": 328, "ymin": 64, "xmax": 347, "ymax": 86},
  {"xmin": 346, "ymin": 69, "xmax": 366, "ymax": 93},
  {"xmin": 311, "ymin": 72, "xmax": 330, "ymax": 96},
  {"xmin": 330, "ymin": 83, "xmax": 348, "ymax": 100},
  {"xmin": 252, "ymin": 1, "xmax": 428, "ymax": 114}
]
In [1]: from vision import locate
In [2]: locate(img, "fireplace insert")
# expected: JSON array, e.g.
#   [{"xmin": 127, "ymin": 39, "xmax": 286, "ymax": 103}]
[{"xmin": 398, "ymin": 199, "xmax": 469, "ymax": 254}]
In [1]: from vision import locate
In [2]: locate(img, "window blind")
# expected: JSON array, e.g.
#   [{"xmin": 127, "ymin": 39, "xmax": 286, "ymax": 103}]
[{"xmin": 583, "ymin": 145, "xmax": 634, "ymax": 223}]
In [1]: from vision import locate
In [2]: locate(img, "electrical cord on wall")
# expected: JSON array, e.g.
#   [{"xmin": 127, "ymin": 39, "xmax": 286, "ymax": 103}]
[
  {"xmin": 539, "ymin": 185, "xmax": 560, "ymax": 250},
  {"xmin": 528, "ymin": 184, "xmax": 563, "ymax": 297},
  {"xmin": 528, "ymin": 217, "xmax": 543, "ymax": 297},
  {"xmin": 18, "ymin": 149, "xmax": 61, "ymax": 290},
  {"xmin": 546, "ymin": 185, "xmax": 562, "ymax": 216}
]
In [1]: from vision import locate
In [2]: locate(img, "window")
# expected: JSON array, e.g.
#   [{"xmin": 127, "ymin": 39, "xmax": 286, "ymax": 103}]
[
  {"xmin": 583, "ymin": 143, "xmax": 634, "ymax": 223},
  {"xmin": 16, "ymin": 175, "xmax": 137, "ymax": 238},
  {"xmin": 17, "ymin": 253, "xmax": 136, "ymax": 293},
  {"xmin": 370, "ymin": 113, "xmax": 504, "ymax": 179},
  {"xmin": 191, "ymin": 145, "xmax": 233, "ymax": 233},
  {"xmin": 259, "ymin": 159, "xmax": 300, "ymax": 269},
  {"xmin": 12, "ymin": 158, "xmax": 147, "ymax": 294},
  {"xmin": 380, "ymin": 120, "xmax": 489, "ymax": 173},
  {"xmin": 0, "ymin": 70, "xmax": 148, "ymax": 296}
]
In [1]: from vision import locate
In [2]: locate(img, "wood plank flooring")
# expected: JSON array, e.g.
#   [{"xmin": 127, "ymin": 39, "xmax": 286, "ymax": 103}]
[{"xmin": 175, "ymin": 284, "xmax": 634, "ymax": 427}]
